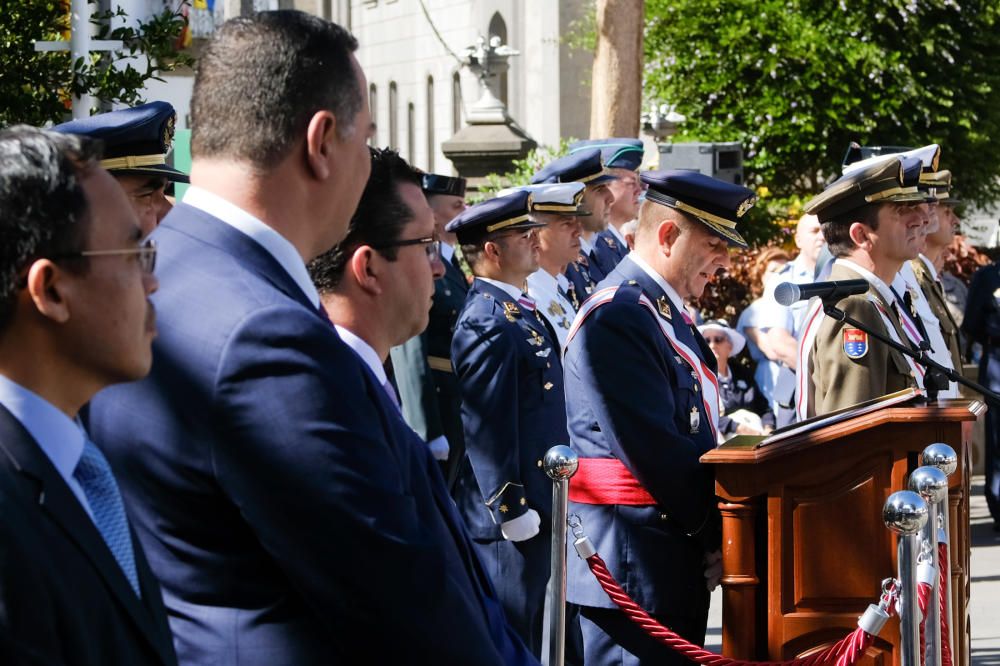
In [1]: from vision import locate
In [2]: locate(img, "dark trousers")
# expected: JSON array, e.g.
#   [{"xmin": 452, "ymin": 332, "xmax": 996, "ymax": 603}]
[{"xmin": 579, "ymin": 604, "xmax": 709, "ymax": 666}]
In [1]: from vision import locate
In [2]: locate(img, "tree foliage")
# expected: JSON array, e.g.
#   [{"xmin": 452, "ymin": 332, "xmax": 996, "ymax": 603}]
[
  {"xmin": 644, "ymin": 0, "xmax": 1000, "ymax": 208},
  {"xmin": 0, "ymin": 0, "xmax": 193, "ymax": 127}
]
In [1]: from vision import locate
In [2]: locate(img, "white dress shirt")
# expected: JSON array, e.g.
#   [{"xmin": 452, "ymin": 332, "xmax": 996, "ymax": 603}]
[
  {"xmin": 894, "ymin": 261, "xmax": 957, "ymax": 397},
  {"xmin": 182, "ymin": 186, "xmax": 321, "ymax": 308}
]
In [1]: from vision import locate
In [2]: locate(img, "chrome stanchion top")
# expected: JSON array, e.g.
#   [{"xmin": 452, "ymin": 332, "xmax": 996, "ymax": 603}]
[
  {"xmin": 922, "ymin": 444, "xmax": 958, "ymax": 477},
  {"xmin": 909, "ymin": 467, "xmax": 949, "ymax": 505},
  {"xmin": 884, "ymin": 490, "xmax": 929, "ymax": 535},
  {"xmin": 543, "ymin": 445, "xmax": 579, "ymax": 481}
]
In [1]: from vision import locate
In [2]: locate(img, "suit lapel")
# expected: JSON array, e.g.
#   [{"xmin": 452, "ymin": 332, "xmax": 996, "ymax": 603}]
[
  {"xmin": 163, "ymin": 203, "xmax": 318, "ymax": 313},
  {"xmin": 0, "ymin": 407, "xmax": 174, "ymax": 664}
]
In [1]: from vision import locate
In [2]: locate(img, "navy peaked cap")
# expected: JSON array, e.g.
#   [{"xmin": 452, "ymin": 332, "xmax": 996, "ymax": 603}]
[
  {"xmin": 445, "ymin": 190, "xmax": 544, "ymax": 241},
  {"xmin": 640, "ymin": 170, "xmax": 756, "ymax": 248},
  {"xmin": 54, "ymin": 101, "xmax": 189, "ymax": 183},
  {"xmin": 422, "ymin": 173, "xmax": 467, "ymax": 198},
  {"xmin": 530, "ymin": 148, "xmax": 618, "ymax": 186},
  {"xmin": 568, "ymin": 138, "xmax": 644, "ymax": 171}
]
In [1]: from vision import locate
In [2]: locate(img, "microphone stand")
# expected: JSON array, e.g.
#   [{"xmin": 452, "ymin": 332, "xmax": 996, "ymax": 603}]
[{"xmin": 821, "ymin": 299, "xmax": 1000, "ymax": 406}]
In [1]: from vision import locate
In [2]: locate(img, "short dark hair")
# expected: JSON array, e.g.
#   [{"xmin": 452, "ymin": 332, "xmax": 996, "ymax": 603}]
[
  {"xmin": 822, "ymin": 204, "xmax": 881, "ymax": 258},
  {"xmin": 0, "ymin": 126, "xmax": 102, "ymax": 330},
  {"xmin": 308, "ymin": 148, "xmax": 422, "ymax": 292},
  {"xmin": 191, "ymin": 10, "xmax": 361, "ymax": 167}
]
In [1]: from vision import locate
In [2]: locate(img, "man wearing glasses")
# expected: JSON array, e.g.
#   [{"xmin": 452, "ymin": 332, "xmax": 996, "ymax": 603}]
[
  {"xmin": 55, "ymin": 101, "xmax": 190, "ymax": 237},
  {"xmin": 0, "ymin": 126, "xmax": 173, "ymax": 665},
  {"xmin": 448, "ymin": 191, "xmax": 572, "ymax": 658}
]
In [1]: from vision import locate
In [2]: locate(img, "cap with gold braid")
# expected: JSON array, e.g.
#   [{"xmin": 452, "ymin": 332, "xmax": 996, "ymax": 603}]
[
  {"xmin": 445, "ymin": 189, "xmax": 545, "ymax": 243},
  {"xmin": 530, "ymin": 148, "xmax": 618, "ymax": 186},
  {"xmin": 639, "ymin": 169, "xmax": 756, "ymax": 248},
  {"xmin": 805, "ymin": 156, "xmax": 924, "ymax": 223},
  {"xmin": 496, "ymin": 182, "xmax": 589, "ymax": 216},
  {"xmin": 54, "ymin": 101, "xmax": 189, "ymax": 183}
]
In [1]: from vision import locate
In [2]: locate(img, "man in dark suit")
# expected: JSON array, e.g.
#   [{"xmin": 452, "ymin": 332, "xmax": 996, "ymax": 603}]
[
  {"xmin": 0, "ymin": 126, "xmax": 175, "ymax": 665},
  {"xmin": 87, "ymin": 12, "xmax": 533, "ymax": 665},
  {"xmin": 564, "ymin": 170, "xmax": 757, "ymax": 664},
  {"xmin": 390, "ymin": 173, "xmax": 469, "ymax": 487},
  {"xmin": 308, "ymin": 147, "xmax": 536, "ymax": 664},
  {"xmin": 532, "ymin": 149, "xmax": 616, "ymax": 294},
  {"xmin": 447, "ymin": 191, "xmax": 570, "ymax": 657}
]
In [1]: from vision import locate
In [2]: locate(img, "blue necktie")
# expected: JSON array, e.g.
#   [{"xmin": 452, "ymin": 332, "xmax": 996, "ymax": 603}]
[{"xmin": 73, "ymin": 439, "xmax": 141, "ymax": 597}]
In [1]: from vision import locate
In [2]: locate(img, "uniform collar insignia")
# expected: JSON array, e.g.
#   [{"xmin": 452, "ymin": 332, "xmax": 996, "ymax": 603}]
[
  {"xmin": 605, "ymin": 237, "xmax": 617, "ymax": 249},
  {"xmin": 547, "ymin": 300, "xmax": 566, "ymax": 317},
  {"xmin": 657, "ymin": 295, "xmax": 672, "ymax": 320}
]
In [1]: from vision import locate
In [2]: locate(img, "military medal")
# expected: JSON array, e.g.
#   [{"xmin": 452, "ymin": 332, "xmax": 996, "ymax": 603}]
[
  {"xmin": 657, "ymin": 296, "xmax": 672, "ymax": 321},
  {"xmin": 843, "ymin": 328, "xmax": 869, "ymax": 359},
  {"xmin": 689, "ymin": 406, "xmax": 700, "ymax": 434}
]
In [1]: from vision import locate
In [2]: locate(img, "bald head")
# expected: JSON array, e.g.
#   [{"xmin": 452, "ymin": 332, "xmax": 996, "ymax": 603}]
[{"xmin": 794, "ymin": 213, "xmax": 824, "ymax": 269}]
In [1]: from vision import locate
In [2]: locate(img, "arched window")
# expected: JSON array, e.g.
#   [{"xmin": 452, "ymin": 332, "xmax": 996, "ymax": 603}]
[
  {"xmin": 388, "ymin": 82, "xmax": 398, "ymax": 150},
  {"xmin": 368, "ymin": 83, "xmax": 378, "ymax": 147},
  {"xmin": 488, "ymin": 12, "xmax": 508, "ymax": 107},
  {"xmin": 452, "ymin": 71, "xmax": 462, "ymax": 133},
  {"xmin": 407, "ymin": 102, "xmax": 416, "ymax": 164},
  {"xmin": 426, "ymin": 76, "xmax": 435, "ymax": 171}
]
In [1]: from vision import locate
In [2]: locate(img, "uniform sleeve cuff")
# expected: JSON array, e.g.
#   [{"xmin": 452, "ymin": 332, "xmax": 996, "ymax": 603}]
[{"xmin": 500, "ymin": 508, "xmax": 540, "ymax": 542}]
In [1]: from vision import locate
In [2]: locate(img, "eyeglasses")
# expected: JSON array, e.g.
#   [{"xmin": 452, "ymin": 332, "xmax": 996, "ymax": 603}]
[
  {"xmin": 370, "ymin": 236, "xmax": 441, "ymax": 263},
  {"xmin": 53, "ymin": 237, "xmax": 157, "ymax": 273},
  {"xmin": 704, "ymin": 335, "xmax": 729, "ymax": 344}
]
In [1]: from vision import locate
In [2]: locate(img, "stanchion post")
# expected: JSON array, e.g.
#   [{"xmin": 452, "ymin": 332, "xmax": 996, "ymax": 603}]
[
  {"xmin": 922, "ymin": 444, "xmax": 958, "ymax": 663},
  {"xmin": 884, "ymin": 490, "xmax": 929, "ymax": 666},
  {"xmin": 543, "ymin": 445, "xmax": 578, "ymax": 666},
  {"xmin": 910, "ymin": 466, "xmax": 949, "ymax": 666}
]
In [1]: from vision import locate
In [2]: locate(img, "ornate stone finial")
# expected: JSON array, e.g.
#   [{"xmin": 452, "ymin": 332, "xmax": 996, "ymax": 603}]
[{"xmin": 461, "ymin": 35, "xmax": 520, "ymax": 124}]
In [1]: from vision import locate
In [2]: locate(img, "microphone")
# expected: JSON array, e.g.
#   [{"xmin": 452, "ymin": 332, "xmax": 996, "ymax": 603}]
[{"xmin": 773, "ymin": 279, "xmax": 870, "ymax": 306}]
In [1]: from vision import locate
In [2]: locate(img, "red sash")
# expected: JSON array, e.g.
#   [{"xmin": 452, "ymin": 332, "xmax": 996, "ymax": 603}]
[{"xmin": 568, "ymin": 458, "xmax": 657, "ymax": 506}]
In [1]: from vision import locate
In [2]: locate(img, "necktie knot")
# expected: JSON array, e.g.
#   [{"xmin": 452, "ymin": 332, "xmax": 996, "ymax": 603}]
[
  {"xmin": 74, "ymin": 439, "xmax": 141, "ymax": 597},
  {"xmin": 681, "ymin": 310, "xmax": 694, "ymax": 326}
]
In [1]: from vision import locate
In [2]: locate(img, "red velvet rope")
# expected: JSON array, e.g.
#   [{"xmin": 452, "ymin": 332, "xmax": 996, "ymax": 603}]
[
  {"xmin": 585, "ymin": 552, "xmax": 878, "ymax": 666},
  {"xmin": 938, "ymin": 543, "xmax": 953, "ymax": 666}
]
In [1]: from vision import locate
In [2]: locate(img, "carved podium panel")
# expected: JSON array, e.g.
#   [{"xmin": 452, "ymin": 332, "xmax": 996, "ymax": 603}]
[{"xmin": 702, "ymin": 399, "xmax": 983, "ymax": 666}]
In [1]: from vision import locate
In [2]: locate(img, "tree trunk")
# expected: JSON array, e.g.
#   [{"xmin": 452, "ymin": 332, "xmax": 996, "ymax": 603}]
[{"xmin": 589, "ymin": 0, "xmax": 644, "ymax": 139}]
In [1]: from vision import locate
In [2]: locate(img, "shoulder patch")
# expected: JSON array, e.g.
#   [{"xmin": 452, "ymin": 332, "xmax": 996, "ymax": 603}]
[{"xmin": 843, "ymin": 328, "xmax": 869, "ymax": 359}]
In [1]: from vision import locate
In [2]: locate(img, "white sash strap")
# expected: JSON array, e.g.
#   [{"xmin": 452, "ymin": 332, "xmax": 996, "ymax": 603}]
[
  {"xmin": 566, "ymin": 286, "xmax": 721, "ymax": 442},
  {"xmin": 869, "ymin": 296, "xmax": 925, "ymax": 387},
  {"xmin": 795, "ymin": 298, "xmax": 825, "ymax": 421}
]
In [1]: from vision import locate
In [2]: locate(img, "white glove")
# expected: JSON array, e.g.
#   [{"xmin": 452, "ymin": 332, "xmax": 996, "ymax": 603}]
[
  {"xmin": 500, "ymin": 508, "xmax": 541, "ymax": 542},
  {"xmin": 426, "ymin": 436, "xmax": 449, "ymax": 462},
  {"xmin": 704, "ymin": 550, "xmax": 723, "ymax": 591}
]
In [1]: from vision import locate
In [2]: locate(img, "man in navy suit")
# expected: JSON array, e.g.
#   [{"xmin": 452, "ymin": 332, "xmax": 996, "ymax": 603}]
[
  {"xmin": 563, "ymin": 170, "xmax": 757, "ymax": 665},
  {"xmin": 389, "ymin": 173, "xmax": 470, "ymax": 487},
  {"xmin": 87, "ymin": 12, "xmax": 534, "ymax": 665},
  {"xmin": 532, "ymin": 149, "xmax": 616, "ymax": 296},
  {"xmin": 0, "ymin": 127, "xmax": 175, "ymax": 665},
  {"xmin": 448, "ymin": 191, "xmax": 570, "ymax": 657}
]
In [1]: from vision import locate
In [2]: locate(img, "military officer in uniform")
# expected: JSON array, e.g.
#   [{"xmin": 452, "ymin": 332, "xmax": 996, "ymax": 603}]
[
  {"xmin": 448, "ymin": 191, "xmax": 570, "ymax": 657},
  {"xmin": 563, "ymin": 170, "xmax": 756, "ymax": 665},
  {"xmin": 531, "ymin": 149, "xmax": 616, "ymax": 296},
  {"xmin": 569, "ymin": 138, "xmax": 645, "ymax": 277},
  {"xmin": 508, "ymin": 182, "xmax": 589, "ymax": 350},
  {"xmin": 54, "ymin": 101, "xmax": 189, "ymax": 236},
  {"xmin": 796, "ymin": 157, "xmax": 927, "ymax": 419},
  {"xmin": 962, "ymin": 253, "xmax": 1000, "ymax": 530},
  {"xmin": 390, "ymin": 173, "xmax": 469, "ymax": 485}
]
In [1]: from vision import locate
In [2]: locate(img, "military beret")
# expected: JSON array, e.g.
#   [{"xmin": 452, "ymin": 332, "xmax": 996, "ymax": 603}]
[
  {"xmin": 496, "ymin": 182, "xmax": 588, "ymax": 216},
  {"xmin": 639, "ymin": 169, "xmax": 756, "ymax": 248},
  {"xmin": 421, "ymin": 173, "xmax": 466, "ymax": 198},
  {"xmin": 54, "ymin": 101, "xmax": 189, "ymax": 183},
  {"xmin": 530, "ymin": 148, "xmax": 618, "ymax": 186},
  {"xmin": 445, "ymin": 190, "xmax": 545, "ymax": 243},
  {"xmin": 568, "ymin": 138, "xmax": 644, "ymax": 171},
  {"xmin": 805, "ymin": 157, "xmax": 925, "ymax": 223}
]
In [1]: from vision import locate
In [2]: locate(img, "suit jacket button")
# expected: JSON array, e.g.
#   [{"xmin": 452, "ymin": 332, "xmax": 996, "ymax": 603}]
[{"xmin": 659, "ymin": 513, "xmax": 669, "ymax": 521}]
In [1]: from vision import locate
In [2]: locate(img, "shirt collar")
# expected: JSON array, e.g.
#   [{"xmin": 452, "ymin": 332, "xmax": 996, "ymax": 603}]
[
  {"xmin": 789, "ymin": 255, "xmax": 815, "ymax": 282},
  {"xmin": 477, "ymin": 277, "xmax": 523, "ymax": 301},
  {"xmin": 579, "ymin": 235, "xmax": 593, "ymax": 255},
  {"xmin": 182, "ymin": 186, "xmax": 321, "ymax": 308},
  {"xmin": 628, "ymin": 253, "xmax": 685, "ymax": 313},
  {"xmin": 607, "ymin": 222, "xmax": 628, "ymax": 246},
  {"xmin": 440, "ymin": 240, "xmax": 455, "ymax": 264},
  {"xmin": 333, "ymin": 325, "xmax": 387, "ymax": 385},
  {"xmin": 0, "ymin": 374, "xmax": 85, "ymax": 485},
  {"xmin": 836, "ymin": 258, "xmax": 895, "ymax": 304},
  {"xmin": 918, "ymin": 254, "xmax": 939, "ymax": 281}
]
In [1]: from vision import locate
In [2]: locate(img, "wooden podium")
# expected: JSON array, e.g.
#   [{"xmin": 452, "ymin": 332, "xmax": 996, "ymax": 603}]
[{"xmin": 701, "ymin": 399, "xmax": 984, "ymax": 666}]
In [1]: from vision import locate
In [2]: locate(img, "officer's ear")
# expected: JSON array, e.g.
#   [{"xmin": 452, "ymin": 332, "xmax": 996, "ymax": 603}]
[
  {"xmin": 304, "ymin": 109, "xmax": 337, "ymax": 181},
  {"xmin": 23, "ymin": 258, "xmax": 72, "ymax": 324},
  {"xmin": 658, "ymin": 219, "xmax": 682, "ymax": 256},
  {"xmin": 348, "ymin": 245, "xmax": 383, "ymax": 295},
  {"xmin": 848, "ymin": 222, "xmax": 873, "ymax": 252}
]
